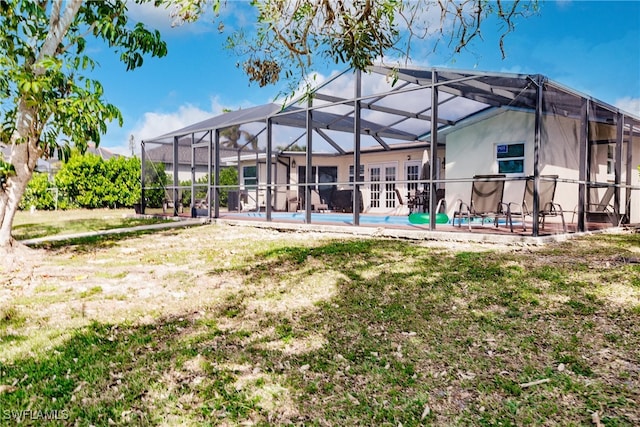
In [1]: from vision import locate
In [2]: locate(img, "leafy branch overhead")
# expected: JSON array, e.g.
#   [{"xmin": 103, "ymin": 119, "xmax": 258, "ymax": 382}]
[
  {"xmin": 0, "ymin": 0, "xmax": 167, "ymax": 158},
  {"xmin": 170, "ymin": 0, "xmax": 538, "ymax": 92},
  {"xmin": 0, "ymin": 0, "xmax": 168, "ymax": 249}
]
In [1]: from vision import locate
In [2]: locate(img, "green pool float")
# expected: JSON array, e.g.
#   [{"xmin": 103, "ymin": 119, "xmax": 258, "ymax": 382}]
[{"xmin": 408, "ymin": 212, "xmax": 449, "ymax": 224}]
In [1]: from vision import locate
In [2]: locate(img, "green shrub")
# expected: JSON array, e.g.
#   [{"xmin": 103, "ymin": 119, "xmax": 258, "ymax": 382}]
[
  {"xmin": 54, "ymin": 151, "xmax": 142, "ymax": 209},
  {"xmin": 19, "ymin": 172, "xmax": 57, "ymax": 210}
]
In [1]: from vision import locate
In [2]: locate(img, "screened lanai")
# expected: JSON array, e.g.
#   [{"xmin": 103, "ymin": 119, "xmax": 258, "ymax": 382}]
[{"xmin": 141, "ymin": 65, "xmax": 640, "ymax": 237}]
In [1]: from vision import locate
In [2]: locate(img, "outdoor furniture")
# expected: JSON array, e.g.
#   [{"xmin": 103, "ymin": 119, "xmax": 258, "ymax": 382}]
[
  {"xmin": 506, "ymin": 175, "xmax": 566, "ymax": 233},
  {"xmin": 287, "ymin": 190, "xmax": 299, "ymax": 212},
  {"xmin": 453, "ymin": 175, "xmax": 506, "ymax": 230},
  {"xmin": 394, "ymin": 188, "xmax": 406, "ymax": 214},
  {"xmin": 330, "ymin": 189, "xmax": 364, "ymax": 213},
  {"xmin": 406, "ymin": 188, "xmax": 446, "ymax": 215},
  {"xmin": 311, "ymin": 189, "xmax": 329, "ymax": 212},
  {"xmin": 587, "ymin": 186, "xmax": 616, "ymax": 224},
  {"xmin": 572, "ymin": 185, "xmax": 617, "ymax": 225},
  {"xmin": 406, "ymin": 190, "xmax": 421, "ymax": 213}
]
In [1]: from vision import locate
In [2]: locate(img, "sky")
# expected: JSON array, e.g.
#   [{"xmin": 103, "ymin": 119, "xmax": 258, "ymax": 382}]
[{"xmin": 86, "ymin": 1, "xmax": 640, "ymax": 156}]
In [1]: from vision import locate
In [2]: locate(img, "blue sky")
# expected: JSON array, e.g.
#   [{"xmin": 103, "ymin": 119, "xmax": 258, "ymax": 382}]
[{"xmin": 88, "ymin": 1, "xmax": 640, "ymax": 155}]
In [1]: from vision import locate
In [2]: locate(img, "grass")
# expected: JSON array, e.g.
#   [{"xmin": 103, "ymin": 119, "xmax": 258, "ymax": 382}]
[
  {"xmin": 12, "ymin": 208, "xmax": 172, "ymax": 241},
  {"xmin": 0, "ymin": 212, "xmax": 639, "ymax": 426}
]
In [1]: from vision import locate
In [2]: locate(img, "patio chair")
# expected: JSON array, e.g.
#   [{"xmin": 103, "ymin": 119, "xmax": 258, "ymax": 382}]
[
  {"xmin": 452, "ymin": 175, "xmax": 506, "ymax": 230},
  {"xmin": 311, "ymin": 189, "xmax": 329, "ymax": 212},
  {"xmin": 572, "ymin": 185, "xmax": 616, "ymax": 225},
  {"xmin": 506, "ymin": 175, "xmax": 566, "ymax": 233},
  {"xmin": 287, "ymin": 190, "xmax": 299, "ymax": 212}
]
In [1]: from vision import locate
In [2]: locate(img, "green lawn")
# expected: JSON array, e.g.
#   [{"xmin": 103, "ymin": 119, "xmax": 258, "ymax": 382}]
[
  {"xmin": 12, "ymin": 208, "xmax": 172, "ymax": 241},
  {"xmin": 0, "ymin": 214, "xmax": 638, "ymax": 426}
]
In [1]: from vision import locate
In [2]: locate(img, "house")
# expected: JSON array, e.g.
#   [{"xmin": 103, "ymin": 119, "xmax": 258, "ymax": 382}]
[{"xmin": 142, "ymin": 66, "xmax": 640, "ymax": 236}]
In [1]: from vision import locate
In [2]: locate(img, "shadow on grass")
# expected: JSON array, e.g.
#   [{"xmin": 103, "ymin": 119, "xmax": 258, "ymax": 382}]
[
  {"xmin": 0, "ymin": 316, "xmax": 261, "ymax": 425},
  {"xmin": 1, "ymin": 235, "xmax": 638, "ymax": 425},
  {"xmin": 13, "ymin": 217, "xmax": 172, "ymax": 241},
  {"xmin": 27, "ymin": 228, "xmax": 184, "ymax": 252}
]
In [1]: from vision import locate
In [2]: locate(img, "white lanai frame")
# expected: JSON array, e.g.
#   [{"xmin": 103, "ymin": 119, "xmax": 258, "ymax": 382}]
[{"xmin": 142, "ymin": 65, "xmax": 640, "ymax": 236}]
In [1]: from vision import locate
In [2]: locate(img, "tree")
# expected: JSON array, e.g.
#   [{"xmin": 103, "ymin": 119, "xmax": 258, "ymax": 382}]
[
  {"xmin": 0, "ymin": 0, "xmax": 166, "ymax": 253},
  {"xmin": 170, "ymin": 0, "xmax": 538, "ymax": 94},
  {"xmin": 19, "ymin": 172, "xmax": 56, "ymax": 211},
  {"xmin": 219, "ymin": 109, "xmax": 258, "ymax": 151}
]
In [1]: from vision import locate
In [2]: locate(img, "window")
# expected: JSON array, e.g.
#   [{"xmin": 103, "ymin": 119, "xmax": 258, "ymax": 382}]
[
  {"xmin": 406, "ymin": 162, "xmax": 420, "ymax": 195},
  {"xmin": 496, "ymin": 143, "xmax": 525, "ymax": 174},
  {"xmin": 298, "ymin": 166, "xmax": 338, "ymax": 203},
  {"xmin": 349, "ymin": 164, "xmax": 365, "ymax": 184},
  {"xmin": 242, "ymin": 166, "xmax": 257, "ymax": 188},
  {"xmin": 607, "ymin": 144, "xmax": 615, "ymax": 175}
]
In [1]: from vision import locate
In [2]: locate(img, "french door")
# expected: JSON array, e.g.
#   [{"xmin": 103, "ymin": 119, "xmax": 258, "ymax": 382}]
[{"xmin": 370, "ymin": 163, "xmax": 397, "ymax": 210}]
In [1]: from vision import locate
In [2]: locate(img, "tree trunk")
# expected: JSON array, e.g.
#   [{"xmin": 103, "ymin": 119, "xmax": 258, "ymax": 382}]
[
  {"xmin": 0, "ymin": 139, "xmax": 39, "ymax": 250},
  {"xmin": 0, "ymin": 0, "xmax": 83, "ymax": 253}
]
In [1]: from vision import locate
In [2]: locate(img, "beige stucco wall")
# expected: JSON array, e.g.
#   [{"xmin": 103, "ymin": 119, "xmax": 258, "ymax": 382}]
[
  {"xmin": 240, "ymin": 147, "xmax": 444, "ymax": 214},
  {"xmin": 444, "ymin": 109, "xmax": 638, "ymax": 226},
  {"xmin": 631, "ymin": 136, "xmax": 640, "ymax": 223},
  {"xmin": 235, "ymin": 111, "xmax": 639, "ymax": 223},
  {"xmin": 444, "ymin": 110, "xmax": 534, "ymax": 218}
]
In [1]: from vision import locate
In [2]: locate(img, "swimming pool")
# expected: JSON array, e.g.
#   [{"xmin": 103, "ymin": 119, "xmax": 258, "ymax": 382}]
[
  {"xmin": 225, "ymin": 212, "xmax": 515, "ymax": 227},
  {"xmin": 232, "ymin": 212, "xmax": 415, "ymax": 226}
]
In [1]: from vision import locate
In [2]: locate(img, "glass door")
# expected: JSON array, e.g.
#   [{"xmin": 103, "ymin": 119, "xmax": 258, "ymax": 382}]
[{"xmin": 369, "ymin": 163, "xmax": 397, "ymax": 211}]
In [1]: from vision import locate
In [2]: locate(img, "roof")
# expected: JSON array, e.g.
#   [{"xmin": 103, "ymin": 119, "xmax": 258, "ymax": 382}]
[
  {"xmin": 143, "ymin": 65, "xmax": 640, "ymax": 154},
  {"xmin": 86, "ymin": 142, "xmax": 121, "ymax": 160},
  {"xmin": 144, "ymin": 140, "xmax": 238, "ymax": 167},
  {"xmin": 147, "ymin": 103, "xmax": 284, "ymax": 143}
]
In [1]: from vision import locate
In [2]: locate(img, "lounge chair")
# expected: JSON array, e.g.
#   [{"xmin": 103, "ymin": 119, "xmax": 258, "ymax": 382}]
[
  {"xmin": 506, "ymin": 175, "xmax": 566, "ymax": 233},
  {"xmin": 287, "ymin": 190, "xmax": 300, "ymax": 212},
  {"xmin": 311, "ymin": 189, "xmax": 329, "ymax": 212},
  {"xmin": 572, "ymin": 185, "xmax": 617, "ymax": 225},
  {"xmin": 453, "ymin": 175, "xmax": 506, "ymax": 230}
]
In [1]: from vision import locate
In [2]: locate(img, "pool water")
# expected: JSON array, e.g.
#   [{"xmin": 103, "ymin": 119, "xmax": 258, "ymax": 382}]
[{"xmin": 229, "ymin": 212, "xmax": 514, "ymax": 227}]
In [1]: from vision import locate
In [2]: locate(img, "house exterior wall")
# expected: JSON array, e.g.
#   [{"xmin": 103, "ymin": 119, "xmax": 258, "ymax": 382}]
[
  {"xmin": 445, "ymin": 110, "xmax": 535, "ymax": 217},
  {"xmin": 239, "ymin": 147, "xmax": 444, "ymax": 214},
  {"xmin": 232, "ymin": 109, "xmax": 637, "ymax": 224},
  {"xmin": 445, "ymin": 109, "xmax": 637, "ymax": 226}
]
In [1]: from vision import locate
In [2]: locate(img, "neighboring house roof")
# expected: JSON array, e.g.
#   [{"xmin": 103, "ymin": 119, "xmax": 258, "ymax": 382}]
[
  {"xmin": 144, "ymin": 140, "xmax": 238, "ymax": 167},
  {"xmin": 1, "ymin": 143, "xmax": 55, "ymax": 174},
  {"xmin": 86, "ymin": 142, "xmax": 121, "ymax": 160}
]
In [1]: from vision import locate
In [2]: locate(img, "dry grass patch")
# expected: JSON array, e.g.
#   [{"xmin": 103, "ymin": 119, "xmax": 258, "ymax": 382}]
[{"xmin": 0, "ymin": 218, "xmax": 638, "ymax": 425}]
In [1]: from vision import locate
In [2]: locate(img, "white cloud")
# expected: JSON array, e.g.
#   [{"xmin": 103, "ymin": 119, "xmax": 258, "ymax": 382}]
[
  {"xmin": 131, "ymin": 101, "xmax": 221, "ymax": 143},
  {"xmin": 128, "ymin": 96, "xmax": 265, "ymax": 145},
  {"xmin": 615, "ymin": 97, "xmax": 640, "ymax": 117}
]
